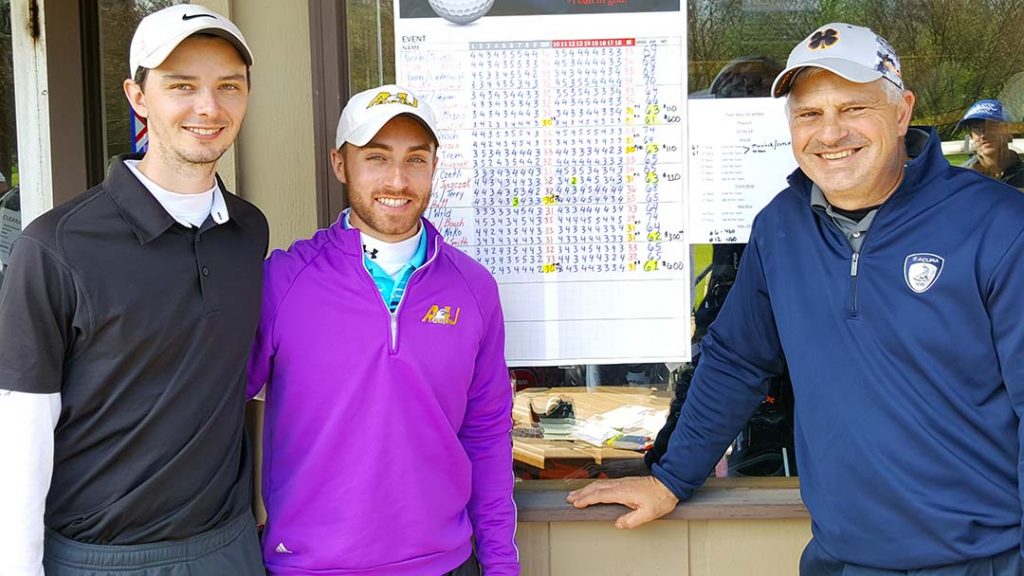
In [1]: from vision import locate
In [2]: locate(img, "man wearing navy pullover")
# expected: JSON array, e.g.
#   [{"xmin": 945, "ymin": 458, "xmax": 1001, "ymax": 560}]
[{"xmin": 569, "ymin": 23, "xmax": 1024, "ymax": 574}]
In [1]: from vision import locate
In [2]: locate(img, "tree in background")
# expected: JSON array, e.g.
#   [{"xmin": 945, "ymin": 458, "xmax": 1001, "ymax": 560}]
[
  {"xmin": 5, "ymin": 0, "xmax": 1021, "ymax": 169},
  {"xmin": 99, "ymin": 0, "xmax": 181, "ymax": 164},
  {"xmin": 348, "ymin": 0, "xmax": 396, "ymax": 93},
  {"xmin": 1, "ymin": 0, "xmax": 15, "ymax": 182},
  {"xmin": 882, "ymin": 0, "xmax": 1024, "ymax": 137},
  {"xmin": 688, "ymin": 0, "xmax": 1024, "ymax": 138}
]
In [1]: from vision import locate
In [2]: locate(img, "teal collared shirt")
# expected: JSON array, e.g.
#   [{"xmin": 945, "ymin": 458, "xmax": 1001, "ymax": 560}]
[{"xmin": 344, "ymin": 211, "xmax": 427, "ymax": 311}]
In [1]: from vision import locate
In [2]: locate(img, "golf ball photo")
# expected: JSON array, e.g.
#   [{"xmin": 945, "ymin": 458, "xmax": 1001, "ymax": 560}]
[{"xmin": 427, "ymin": 0, "xmax": 494, "ymax": 24}]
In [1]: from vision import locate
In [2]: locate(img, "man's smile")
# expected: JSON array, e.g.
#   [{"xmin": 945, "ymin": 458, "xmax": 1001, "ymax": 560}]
[
  {"xmin": 377, "ymin": 197, "xmax": 411, "ymax": 208},
  {"xmin": 820, "ymin": 149, "xmax": 856, "ymax": 160}
]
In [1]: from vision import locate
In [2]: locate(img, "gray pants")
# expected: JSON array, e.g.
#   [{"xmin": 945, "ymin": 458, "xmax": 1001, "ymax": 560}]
[
  {"xmin": 801, "ymin": 538, "xmax": 1023, "ymax": 576},
  {"xmin": 444, "ymin": 550, "xmax": 481, "ymax": 576},
  {"xmin": 43, "ymin": 513, "xmax": 265, "ymax": 576}
]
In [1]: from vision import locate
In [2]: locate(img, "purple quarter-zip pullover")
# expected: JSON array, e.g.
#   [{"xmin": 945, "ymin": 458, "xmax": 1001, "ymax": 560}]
[{"xmin": 248, "ymin": 217, "xmax": 519, "ymax": 575}]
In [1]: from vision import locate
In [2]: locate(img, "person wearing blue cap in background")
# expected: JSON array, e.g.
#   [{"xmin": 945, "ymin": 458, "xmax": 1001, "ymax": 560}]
[
  {"xmin": 958, "ymin": 99, "xmax": 1024, "ymax": 188},
  {"xmin": 569, "ymin": 21, "xmax": 1024, "ymax": 575}
]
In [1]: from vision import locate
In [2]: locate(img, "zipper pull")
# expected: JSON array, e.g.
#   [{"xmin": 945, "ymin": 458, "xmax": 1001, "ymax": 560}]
[{"xmin": 850, "ymin": 253, "xmax": 860, "ymax": 277}]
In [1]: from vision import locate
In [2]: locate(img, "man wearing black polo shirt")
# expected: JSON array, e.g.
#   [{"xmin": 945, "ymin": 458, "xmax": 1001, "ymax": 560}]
[{"xmin": 0, "ymin": 5, "xmax": 267, "ymax": 576}]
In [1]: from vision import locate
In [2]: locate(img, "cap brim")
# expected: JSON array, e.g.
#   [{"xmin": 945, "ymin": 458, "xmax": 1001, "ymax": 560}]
[
  {"xmin": 202, "ymin": 29, "xmax": 254, "ymax": 66},
  {"xmin": 134, "ymin": 27, "xmax": 253, "ymax": 76},
  {"xmin": 340, "ymin": 111, "xmax": 439, "ymax": 148},
  {"xmin": 772, "ymin": 59, "xmax": 884, "ymax": 98},
  {"xmin": 956, "ymin": 114, "xmax": 1005, "ymax": 129}
]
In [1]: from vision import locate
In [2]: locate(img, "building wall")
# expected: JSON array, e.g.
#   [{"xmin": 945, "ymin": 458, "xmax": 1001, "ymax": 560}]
[
  {"xmin": 518, "ymin": 519, "xmax": 811, "ymax": 576},
  {"xmin": 201, "ymin": 0, "xmax": 319, "ymax": 250}
]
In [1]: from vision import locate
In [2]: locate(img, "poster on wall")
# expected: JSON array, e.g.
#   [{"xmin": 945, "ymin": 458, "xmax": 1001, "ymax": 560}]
[
  {"xmin": 395, "ymin": 0, "xmax": 689, "ymax": 366},
  {"xmin": 687, "ymin": 97, "xmax": 796, "ymax": 244},
  {"xmin": 0, "ymin": 186, "xmax": 21, "ymax": 277}
]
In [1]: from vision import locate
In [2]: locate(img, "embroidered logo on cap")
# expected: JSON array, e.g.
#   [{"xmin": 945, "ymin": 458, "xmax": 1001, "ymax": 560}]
[
  {"xmin": 904, "ymin": 253, "xmax": 944, "ymax": 293},
  {"xmin": 875, "ymin": 35, "xmax": 902, "ymax": 80},
  {"xmin": 366, "ymin": 91, "xmax": 419, "ymax": 110},
  {"xmin": 967, "ymin": 101, "xmax": 1001, "ymax": 118},
  {"xmin": 808, "ymin": 28, "xmax": 839, "ymax": 50}
]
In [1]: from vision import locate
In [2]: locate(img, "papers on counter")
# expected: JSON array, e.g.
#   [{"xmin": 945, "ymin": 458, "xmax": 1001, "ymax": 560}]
[{"xmin": 570, "ymin": 405, "xmax": 668, "ymax": 449}]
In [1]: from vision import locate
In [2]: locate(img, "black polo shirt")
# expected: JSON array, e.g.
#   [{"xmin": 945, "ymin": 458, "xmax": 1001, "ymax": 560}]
[{"xmin": 0, "ymin": 155, "xmax": 268, "ymax": 544}]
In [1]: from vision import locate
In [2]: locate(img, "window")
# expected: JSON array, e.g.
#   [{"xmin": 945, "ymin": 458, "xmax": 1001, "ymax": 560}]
[
  {"xmin": 347, "ymin": 0, "xmax": 395, "ymax": 94},
  {"xmin": 340, "ymin": 0, "xmax": 1024, "ymax": 483},
  {"xmin": 0, "ymin": 0, "xmax": 19, "ymax": 288},
  {"xmin": 96, "ymin": 0, "xmax": 187, "ymax": 166}
]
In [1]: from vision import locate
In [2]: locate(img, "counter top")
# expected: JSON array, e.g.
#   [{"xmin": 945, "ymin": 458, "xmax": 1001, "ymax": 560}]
[{"xmin": 513, "ymin": 477, "xmax": 807, "ymax": 522}]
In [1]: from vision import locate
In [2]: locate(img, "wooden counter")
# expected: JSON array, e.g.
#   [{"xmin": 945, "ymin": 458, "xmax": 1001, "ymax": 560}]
[
  {"xmin": 513, "ymin": 386, "xmax": 672, "ymax": 470},
  {"xmin": 514, "ymin": 477, "xmax": 807, "ymax": 522}
]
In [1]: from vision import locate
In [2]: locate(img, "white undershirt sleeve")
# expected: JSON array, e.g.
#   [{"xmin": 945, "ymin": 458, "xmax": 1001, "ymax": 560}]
[{"xmin": 0, "ymin": 390, "xmax": 61, "ymax": 576}]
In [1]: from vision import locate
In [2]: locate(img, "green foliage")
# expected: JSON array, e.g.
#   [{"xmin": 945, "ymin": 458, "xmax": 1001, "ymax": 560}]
[
  {"xmin": 688, "ymin": 0, "xmax": 1024, "ymax": 139},
  {"xmin": 99, "ymin": 0, "xmax": 184, "ymax": 162},
  {"xmin": 1, "ymin": 0, "xmax": 15, "ymax": 177},
  {"xmin": 348, "ymin": 0, "xmax": 396, "ymax": 93},
  {"xmin": 946, "ymin": 153, "xmax": 970, "ymax": 165}
]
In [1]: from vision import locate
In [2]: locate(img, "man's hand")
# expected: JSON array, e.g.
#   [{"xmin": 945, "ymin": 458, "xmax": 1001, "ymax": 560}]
[{"xmin": 566, "ymin": 476, "xmax": 679, "ymax": 529}]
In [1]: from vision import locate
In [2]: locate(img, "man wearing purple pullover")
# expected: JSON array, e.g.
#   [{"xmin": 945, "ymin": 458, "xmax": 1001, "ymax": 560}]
[{"xmin": 248, "ymin": 84, "xmax": 519, "ymax": 576}]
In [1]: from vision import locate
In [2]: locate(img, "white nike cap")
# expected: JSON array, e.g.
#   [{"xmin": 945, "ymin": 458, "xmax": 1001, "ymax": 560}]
[
  {"xmin": 129, "ymin": 4, "xmax": 253, "ymax": 78},
  {"xmin": 336, "ymin": 84, "xmax": 439, "ymax": 148},
  {"xmin": 772, "ymin": 22, "xmax": 903, "ymax": 98}
]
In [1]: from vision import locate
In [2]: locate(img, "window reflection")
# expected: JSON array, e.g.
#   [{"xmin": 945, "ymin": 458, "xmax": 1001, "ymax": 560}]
[
  {"xmin": 1, "ymin": 0, "xmax": 19, "ymax": 288},
  {"xmin": 348, "ymin": 0, "xmax": 395, "ymax": 94},
  {"xmin": 97, "ymin": 0, "xmax": 186, "ymax": 165},
  {"xmin": 349, "ymin": 0, "xmax": 1024, "ymax": 483}
]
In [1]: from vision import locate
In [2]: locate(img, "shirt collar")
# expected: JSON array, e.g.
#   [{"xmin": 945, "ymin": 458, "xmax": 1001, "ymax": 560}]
[
  {"xmin": 360, "ymin": 225, "xmax": 428, "ymax": 309},
  {"xmin": 106, "ymin": 154, "xmax": 235, "ymax": 245},
  {"xmin": 810, "ymin": 181, "xmax": 877, "ymax": 230},
  {"xmin": 809, "ymin": 183, "xmax": 829, "ymax": 211},
  {"xmin": 210, "ymin": 184, "xmax": 230, "ymax": 224},
  {"xmin": 104, "ymin": 155, "xmax": 176, "ymax": 244},
  {"xmin": 123, "ymin": 158, "xmax": 230, "ymax": 227},
  {"xmin": 342, "ymin": 208, "xmax": 428, "ymax": 269},
  {"xmin": 409, "ymin": 226, "xmax": 428, "ymax": 268}
]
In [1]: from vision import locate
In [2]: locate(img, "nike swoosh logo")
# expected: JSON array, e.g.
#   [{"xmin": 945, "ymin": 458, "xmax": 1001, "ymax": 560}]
[{"xmin": 182, "ymin": 13, "xmax": 216, "ymax": 21}]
